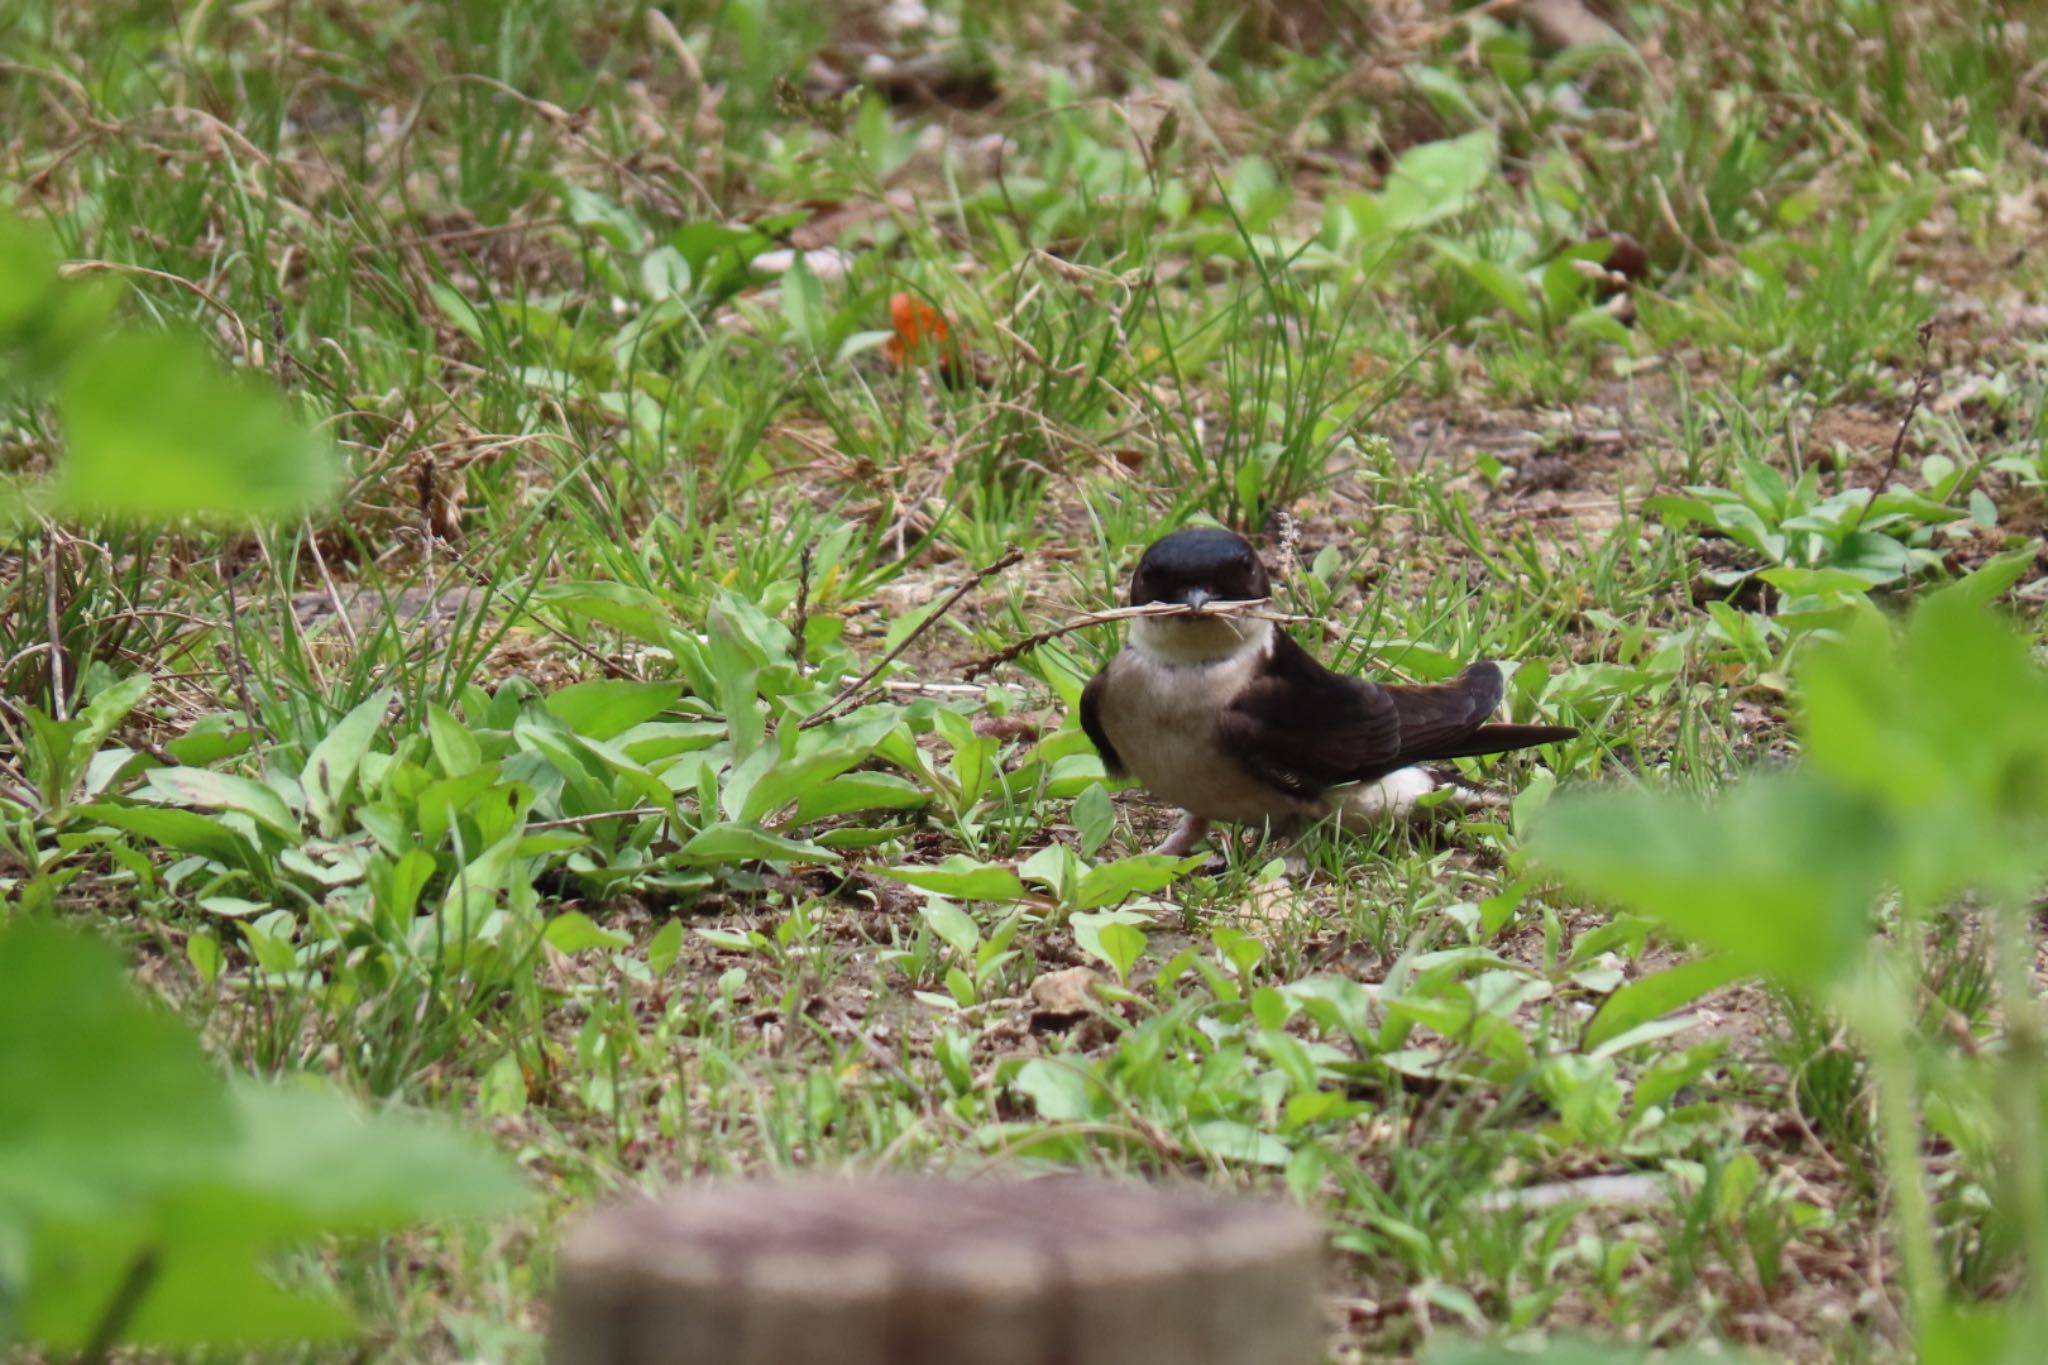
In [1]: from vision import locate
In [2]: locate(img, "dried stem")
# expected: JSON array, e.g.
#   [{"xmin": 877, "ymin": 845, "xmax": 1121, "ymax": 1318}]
[
  {"xmin": 42, "ymin": 527, "xmax": 67, "ymax": 721},
  {"xmin": 791, "ymin": 545, "xmax": 813, "ymax": 674},
  {"xmin": 798, "ymin": 549, "xmax": 1024, "ymax": 729}
]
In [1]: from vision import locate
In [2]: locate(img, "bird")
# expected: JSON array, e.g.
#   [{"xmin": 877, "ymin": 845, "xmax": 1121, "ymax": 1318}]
[{"xmin": 1078, "ymin": 526, "xmax": 1578, "ymax": 858}]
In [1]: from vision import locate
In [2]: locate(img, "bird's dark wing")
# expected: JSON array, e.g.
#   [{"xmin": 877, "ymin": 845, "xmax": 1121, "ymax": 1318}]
[
  {"xmin": 1216, "ymin": 632, "xmax": 1403, "ymax": 798},
  {"xmin": 1385, "ymin": 662, "xmax": 1576, "ymax": 765},
  {"xmin": 1221, "ymin": 649, "xmax": 1577, "ymax": 797},
  {"xmin": 1078, "ymin": 667, "xmax": 1126, "ymax": 778}
]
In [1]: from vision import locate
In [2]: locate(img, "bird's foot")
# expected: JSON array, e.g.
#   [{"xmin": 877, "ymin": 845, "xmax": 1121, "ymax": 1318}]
[{"xmin": 1150, "ymin": 814, "xmax": 1212, "ymax": 859}]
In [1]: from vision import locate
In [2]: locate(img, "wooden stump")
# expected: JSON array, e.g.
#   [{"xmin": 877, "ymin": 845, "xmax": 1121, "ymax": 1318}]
[{"xmin": 549, "ymin": 1176, "xmax": 1324, "ymax": 1365}]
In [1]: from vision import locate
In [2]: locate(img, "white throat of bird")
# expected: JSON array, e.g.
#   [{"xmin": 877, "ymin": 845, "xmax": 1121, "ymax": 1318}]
[{"xmin": 1129, "ymin": 612, "xmax": 1274, "ymax": 666}]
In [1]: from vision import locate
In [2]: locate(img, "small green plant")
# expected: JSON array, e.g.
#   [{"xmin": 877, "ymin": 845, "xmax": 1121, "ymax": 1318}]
[
  {"xmin": 1647, "ymin": 454, "xmax": 1965, "ymax": 591},
  {"xmin": 0, "ymin": 919, "xmax": 529, "ymax": 1354},
  {"xmin": 1535, "ymin": 569, "xmax": 2048, "ymax": 1360}
]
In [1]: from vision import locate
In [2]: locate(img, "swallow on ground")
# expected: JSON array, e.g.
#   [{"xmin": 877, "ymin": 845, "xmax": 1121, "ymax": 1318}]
[{"xmin": 1078, "ymin": 527, "xmax": 1578, "ymax": 857}]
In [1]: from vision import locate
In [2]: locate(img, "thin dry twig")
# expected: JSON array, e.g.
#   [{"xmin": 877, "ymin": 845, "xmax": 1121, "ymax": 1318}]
[
  {"xmin": 798, "ymin": 549, "xmax": 1024, "ymax": 729},
  {"xmin": 42, "ymin": 528, "xmax": 67, "ymax": 722},
  {"xmin": 303, "ymin": 517, "xmax": 360, "ymax": 652},
  {"xmin": 1883, "ymin": 323, "xmax": 1939, "ymax": 479},
  {"xmin": 58, "ymin": 259, "xmax": 255, "ymax": 366},
  {"xmin": 958, "ymin": 599, "xmax": 1311, "ymax": 681},
  {"xmin": 1846, "ymin": 322, "xmax": 1938, "ymax": 538},
  {"xmin": 791, "ymin": 545, "xmax": 813, "ymax": 674},
  {"xmin": 217, "ymin": 549, "xmax": 260, "ymax": 729}
]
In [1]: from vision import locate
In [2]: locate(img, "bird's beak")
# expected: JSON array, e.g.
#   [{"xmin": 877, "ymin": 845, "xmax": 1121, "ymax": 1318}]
[{"xmin": 1182, "ymin": 588, "xmax": 1213, "ymax": 613}]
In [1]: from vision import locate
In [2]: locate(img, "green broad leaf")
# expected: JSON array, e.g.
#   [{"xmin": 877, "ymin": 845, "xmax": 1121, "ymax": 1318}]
[
  {"xmin": 1070, "ymin": 910, "xmax": 1151, "ymax": 982},
  {"xmin": 1826, "ymin": 530, "xmax": 1911, "ymax": 583},
  {"xmin": 197, "ymin": 897, "xmax": 269, "ymax": 919},
  {"xmin": 1919, "ymin": 1301, "xmax": 2025, "ymax": 1365},
  {"xmin": 212, "ymin": 1079, "xmax": 534, "ymax": 1234},
  {"xmin": 918, "ymin": 898, "xmax": 983, "ymax": 958},
  {"xmin": 1634, "ymin": 1040, "xmax": 1727, "ymax": 1114},
  {"xmin": 1018, "ymin": 842, "xmax": 1083, "ymax": 902},
  {"xmin": 695, "ymin": 927, "xmax": 763, "ymax": 952},
  {"xmin": 1797, "ymin": 591, "xmax": 2048, "ymax": 902},
  {"xmin": 814, "ymin": 823, "xmax": 915, "ymax": 850},
  {"xmin": 0, "ymin": 209, "xmax": 62, "ymax": 337},
  {"xmin": 1358, "ymin": 130, "xmax": 1497, "ymax": 235},
  {"xmin": 1074, "ymin": 854, "xmax": 1196, "ymax": 910},
  {"xmin": 428, "ymin": 283, "xmax": 488, "ymax": 347},
  {"xmin": 368, "ymin": 848, "xmax": 439, "ymax": 922},
  {"xmin": 616, "ymin": 720, "xmax": 726, "ymax": 765},
  {"xmin": 1189, "ymin": 1119, "xmax": 1292, "ymax": 1168},
  {"xmin": 304, "ymin": 690, "xmax": 393, "ymax": 838},
  {"xmin": 163, "ymin": 716, "xmax": 253, "ymax": 768},
  {"xmin": 75, "ymin": 803, "xmax": 257, "ymax": 867},
  {"xmin": 140, "ymin": 768, "xmax": 298, "ymax": 841},
  {"xmin": 1934, "ymin": 547, "xmax": 2039, "ymax": 609},
  {"xmin": 544, "ymin": 679, "xmax": 683, "ymax": 741},
  {"xmin": 874, "ymin": 855, "xmax": 1029, "ymax": 902},
  {"xmin": 571, "ymin": 734, "xmax": 679, "ymax": 826},
  {"xmin": 186, "ymin": 933, "xmax": 222, "ymax": 983},
  {"xmin": 1583, "ymin": 955, "xmax": 1748, "ymax": 1053},
  {"xmin": 639, "ymin": 245, "xmax": 692, "ymax": 301},
  {"xmin": 1404, "ymin": 65, "xmax": 1485, "ymax": 126},
  {"xmin": 732, "ymin": 715, "xmax": 899, "ymax": 825},
  {"xmin": 0, "ymin": 921, "xmax": 232, "ymax": 1219},
  {"xmin": 54, "ymin": 328, "xmax": 337, "ymax": 522},
  {"xmin": 944, "ymin": 966, "xmax": 976, "ymax": 1007},
  {"xmin": 74, "ymin": 672, "xmax": 153, "ymax": 756},
  {"xmin": 1071, "ymin": 782, "xmax": 1114, "ymax": 859},
  {"xmin": 646, "ymin": 919, "xmax": 685, "ymax": 977},
  {"xmin": 561, "ymin": 184, "xmax": 644, "ymax": 251},
  {"xmin": 1532, "ymin": 773, "xmax": 1888, "ymax": 992},
  {"xmin": 678, "ymin": 822, "xmax": 835, "ymax": 865},
  {"xmin": 413, "ymin": 767, "xmax": 505, "ymax": 849},
  {"xmin": 543, "ymin": 910, "xmax": 632, "ymax": 954},
  {"xmin": 426, "ymin": 704, "xmax": 484, "ymax": 777},
  {"xmin": 437, "ymin": 829, "xmax": 524, "ymax": 932},
  {"xmin": 669, "ymin": 221, "xmax": 771, "ymax": 298},
  {"xmin": 1012, "ymin": 1059, "xmax": 1099, "ymax": 1121},
  {"xmin": 26, "ymin": 1073, "xmax": 531, "ymax": 1349},
  {"xmin": 25, "ymin": 1218, "xmax": 356, "ymax": 1349},
  {"xmin": 789, "ymin": 771, "xmax": 928, "ymax": 823},
  {"xmin": 1641, "ymin": 493, "xmax": 1723, "ymax": 530},
  {"xmin": 1430, "ymin": 240, "xmax": 1537, "ymax": 325},
  {"xmin": 528, "ymin": 582, "xmax": 685, "ymax": 652},
  {"xmin": 1756, "ymin": 566, "xmax": 1878, "ymax": 599},
  {"xmin": 1864, "ymin": 487, "xmax": 1967, "ymax": 524},
  {"xmin": 779, "ymin": 254, "xmax": 827, "ymax": 354}
]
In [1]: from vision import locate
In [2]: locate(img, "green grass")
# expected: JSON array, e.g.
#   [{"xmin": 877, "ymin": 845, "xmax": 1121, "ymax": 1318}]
[{"xmin": 6, "ymin": 0, "xmax": 2048, "ymax": 1360}]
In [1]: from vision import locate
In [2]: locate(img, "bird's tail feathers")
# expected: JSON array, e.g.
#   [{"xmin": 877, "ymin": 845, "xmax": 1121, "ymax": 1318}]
[{"xmin": 1406, "ymin": 723, "xmax": 1578, "ymax": 764}]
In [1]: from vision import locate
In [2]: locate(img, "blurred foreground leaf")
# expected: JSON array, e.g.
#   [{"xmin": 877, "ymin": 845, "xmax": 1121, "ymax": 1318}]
[
  {"xmin": 0, "ymin": 921, "xmax": 531, "ymax": 1352},
  {"xmin": 55, "ymin": 328, "xmax": 338, "ymax": 522},
  {"xmin": 1531, "ymin": 772, "xmax": 1888, "ymax": 992},
  {"xmin": 1798, "ymin": 588, "xmax": 2048, "ymax": 904}
]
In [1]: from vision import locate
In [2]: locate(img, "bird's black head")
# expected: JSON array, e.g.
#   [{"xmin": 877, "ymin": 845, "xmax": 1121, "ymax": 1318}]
[{"xmin": 1128, "ymin": 527, "xmax": 1272, "ymax": 610}]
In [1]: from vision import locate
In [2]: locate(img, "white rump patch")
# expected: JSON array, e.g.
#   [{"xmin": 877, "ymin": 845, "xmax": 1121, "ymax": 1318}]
[{"xmin": 1338, "ymin": 767, "xmax": 1510, "ymax": 824}]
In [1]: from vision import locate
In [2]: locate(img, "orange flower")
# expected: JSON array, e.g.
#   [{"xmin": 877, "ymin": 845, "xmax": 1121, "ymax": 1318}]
[{"xmin": 885, "ymin": 291, "xmax": 958, "ymax": 371}]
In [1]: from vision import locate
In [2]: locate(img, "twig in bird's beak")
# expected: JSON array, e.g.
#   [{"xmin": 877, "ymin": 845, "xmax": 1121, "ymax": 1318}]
[{"xmin": 959, "ymin": 598, "xmax": 1314, "ymax": 680}]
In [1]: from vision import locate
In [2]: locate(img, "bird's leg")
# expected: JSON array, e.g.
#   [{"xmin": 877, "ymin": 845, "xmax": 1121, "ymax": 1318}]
[
  {"xmin": 1270, "ymin": 816, "xmax": 1313, "ymax": 880},
  {"xmin": 1150, "ymin": 812, "xmax": 1211, "ymax": 858}
]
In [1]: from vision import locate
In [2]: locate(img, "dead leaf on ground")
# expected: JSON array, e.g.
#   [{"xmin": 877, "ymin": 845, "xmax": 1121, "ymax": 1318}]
[
  {"xmin": 972, "ymin": 714, "xmax": 1041, "ymax": 741},
  {"xmin": 1027, "ymin": 965, "xmax": 1106, "ymax": 1031}
]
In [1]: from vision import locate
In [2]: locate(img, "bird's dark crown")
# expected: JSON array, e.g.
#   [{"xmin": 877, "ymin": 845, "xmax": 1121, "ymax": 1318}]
[{"xmin": 1128, "ymin": 527, "xmax": 1271, "ymax": 609}]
